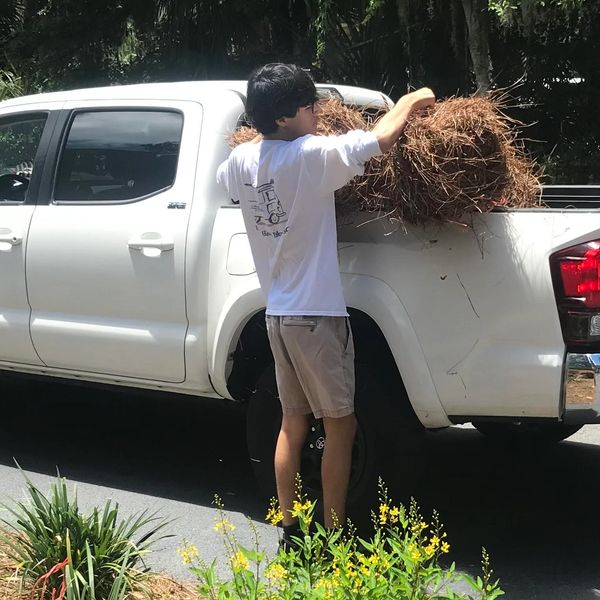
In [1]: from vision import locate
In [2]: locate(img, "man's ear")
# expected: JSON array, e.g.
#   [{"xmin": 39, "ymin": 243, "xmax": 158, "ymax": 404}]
[{"xmin": 275, "ymin": 116, "xmax": 288, "ymax": 129}]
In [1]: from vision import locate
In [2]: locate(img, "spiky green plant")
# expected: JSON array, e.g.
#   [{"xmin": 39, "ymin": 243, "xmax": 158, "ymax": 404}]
[{"xmin": 0, "ymin": 470, "xmax": 169, "ymax": 599}]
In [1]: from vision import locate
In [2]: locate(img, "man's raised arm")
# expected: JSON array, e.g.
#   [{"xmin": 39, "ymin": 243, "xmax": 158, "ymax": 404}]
[{"xmin": 372, "ymin": 87, "xmax": 435, "ymax": 153}]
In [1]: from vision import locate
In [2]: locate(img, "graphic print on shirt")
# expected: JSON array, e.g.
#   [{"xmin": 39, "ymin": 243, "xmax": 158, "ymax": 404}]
[{"xmin": 245, "ymin": 180, "xmax": 289, "ymax": 238}]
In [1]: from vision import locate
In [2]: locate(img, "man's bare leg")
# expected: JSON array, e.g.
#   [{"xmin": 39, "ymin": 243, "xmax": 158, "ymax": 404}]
[
  {"xmin": 275, "ymin": 413, "xmax": 311, "ymax": 525},
  {"xmin": 321, "ymin": 414, "xmax": 358, "ymax": 528}
]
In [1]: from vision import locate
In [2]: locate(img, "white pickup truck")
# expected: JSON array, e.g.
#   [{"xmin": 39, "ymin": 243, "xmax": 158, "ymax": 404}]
[{"xmin": 1, "ymin": 81, "xmax": 599, "ymax": 509}]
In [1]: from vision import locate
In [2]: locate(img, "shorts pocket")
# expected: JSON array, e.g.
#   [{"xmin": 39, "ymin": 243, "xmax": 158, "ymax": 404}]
[{"xmin": 281, "ymin": 316, "xmax": 318, "ymax": 331}]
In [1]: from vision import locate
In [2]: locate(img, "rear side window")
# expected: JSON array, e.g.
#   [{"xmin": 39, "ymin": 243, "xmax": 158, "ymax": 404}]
[
  {"xmin": 0, "ymin": 113, "xmax": 47, "ymax": 203},
  {"xmin": 54, "ymin": 110, "xmax": 183, "ymax": 202}
]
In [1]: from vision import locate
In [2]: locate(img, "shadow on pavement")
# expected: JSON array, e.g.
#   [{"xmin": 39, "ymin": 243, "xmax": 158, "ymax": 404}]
[
  {"xmin": 416, "ymin": 427, "xmax": 600, "ymax": 599},
  {"xmin": 1, "ymin": 374, "xmax": 600, "ymax": 598},
  {"xmin": 0, "ymin": 374, "xmax": 265, "ymax": 519}
]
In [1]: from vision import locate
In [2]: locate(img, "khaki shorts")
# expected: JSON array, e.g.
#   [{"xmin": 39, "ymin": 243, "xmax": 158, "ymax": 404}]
[{"xmin": 265, "ymin": 315, "xmax": 355, "ymax": 419}]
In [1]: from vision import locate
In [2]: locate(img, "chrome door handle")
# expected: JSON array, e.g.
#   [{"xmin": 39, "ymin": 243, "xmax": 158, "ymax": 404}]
[
  {"xmin": 0, "ymin": 231, "xmax": 22, "ymax": 246},
  {"xmin": 128, "ymin": 233, "xmax": 174, "ymax": 252}
]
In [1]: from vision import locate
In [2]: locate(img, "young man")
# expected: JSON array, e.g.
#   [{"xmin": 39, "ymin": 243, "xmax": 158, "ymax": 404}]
[{"xmin": 217, "ymin": 64, "xmax": 434, "ymax": 539}]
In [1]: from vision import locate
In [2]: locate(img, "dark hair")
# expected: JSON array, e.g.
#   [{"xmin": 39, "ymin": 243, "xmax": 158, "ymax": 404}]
[{"xmin": 245, "ymin": 63, "xmax": 318, "ymax": 135}]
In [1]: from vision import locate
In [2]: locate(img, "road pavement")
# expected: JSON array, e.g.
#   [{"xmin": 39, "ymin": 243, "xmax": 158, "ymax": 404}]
[{"xmin": 1, "ymin": 373, "xmax": 600, "ymax": 598}]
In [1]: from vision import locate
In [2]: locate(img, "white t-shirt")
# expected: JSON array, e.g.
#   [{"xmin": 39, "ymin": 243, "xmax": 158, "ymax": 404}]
[{"xmin": 216, "ymin": 130, "xmax": 381, "ymax": 316}]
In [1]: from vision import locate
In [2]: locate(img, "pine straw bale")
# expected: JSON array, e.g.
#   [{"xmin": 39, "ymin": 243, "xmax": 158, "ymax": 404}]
[
  {"xmin": 229, "ymin": 96, "xmax": 541, "ymax": 225},
  {"xmin": 373, "ymin": 95, "xmax": 541, "ymax": 224}
]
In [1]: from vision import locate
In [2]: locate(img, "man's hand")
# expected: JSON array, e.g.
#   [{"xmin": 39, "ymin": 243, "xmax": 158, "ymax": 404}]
[
  {"xmin": 406, "ymin": 87, "xmax": 436, "ymax": 112},
  {"xmin": 372, "ymin": 87, "xmax": 436, "ymax": 153}
]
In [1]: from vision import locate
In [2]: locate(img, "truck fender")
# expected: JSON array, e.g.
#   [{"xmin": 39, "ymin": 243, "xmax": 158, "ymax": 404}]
[
  {"xmin": 342, "ymin": 273, "xmax": 451, "ymax": 428},
  {"xmin": 209, "ymin": 282, "xmax": 265, "ymax": 399}
]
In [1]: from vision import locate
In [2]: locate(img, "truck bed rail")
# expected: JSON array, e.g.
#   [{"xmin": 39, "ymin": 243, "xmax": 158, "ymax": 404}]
[{"xmin": 542, "ymin": 185, "xmax": 600, "ymax": 209}]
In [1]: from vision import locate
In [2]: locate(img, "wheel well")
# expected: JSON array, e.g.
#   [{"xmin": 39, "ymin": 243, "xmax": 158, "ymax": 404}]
[
  {"xmin": 350, "ymin": 308, "xmax": 397, "ymax": 370},
  {"xmin": 226, "ymin": 310, "xmax": 272, "ymax": 402},
  {"xmin": 226, "ymin": 309, "xmax": 417, "ymax": 420}
]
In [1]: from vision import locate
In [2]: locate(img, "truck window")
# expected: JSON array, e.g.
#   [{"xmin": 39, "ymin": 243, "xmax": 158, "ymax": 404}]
[
  {"xmin": 54, "ymin": 110, "xmax": 183, "ymax": 202},
  {"xmin": 0, "ymin": 113, "xmax": 47, "ymax": 203}
]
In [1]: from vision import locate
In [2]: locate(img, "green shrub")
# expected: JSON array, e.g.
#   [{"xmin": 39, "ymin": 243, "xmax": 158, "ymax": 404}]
[
  {"xmin": 0, "ymin": 470, "xmax": 169, "ymax": 599},
  {"xmin": 181, "ymin": 480, "xmax": 504, "ymax": 599}
]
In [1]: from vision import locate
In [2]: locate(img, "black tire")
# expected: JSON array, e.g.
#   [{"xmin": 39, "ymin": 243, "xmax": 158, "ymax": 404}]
[
  {"xmin": 472, "ymin": 421, "xmax": 583, "ymax": 444},
  {"xmin": 246, "ymin": 360, "xmax": 425, "ymax": 523}
]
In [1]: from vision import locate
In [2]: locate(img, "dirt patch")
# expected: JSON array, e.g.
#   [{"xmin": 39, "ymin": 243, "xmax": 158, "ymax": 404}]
[
  {"xmin": 130, "ymin": 576, "xmax": 201, "ymax": 600},
  {"xmin": 567, "ymin": 375, "xmax": 596, "ymax": 405}
]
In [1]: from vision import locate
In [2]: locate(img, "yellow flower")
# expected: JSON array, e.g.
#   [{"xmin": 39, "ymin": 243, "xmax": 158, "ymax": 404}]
[
  {"xmin": 230, "ymin": 550, "xmax": 250, "ymax": 571},
  {"xmin": 368, "ymin": 554, "xmax": 379, "ymax": 566},
  {"xmin": 290, "ymin": 499, "xmax": 313, "ymax": 519},
  {"xmin": 408, "ymin": 543, "xmax": 422, "ymax": 562},
  {"xmin": 290, "ymin": 500, "xmax": 303, "ymax": 518},
  {"xmin": 314, "ymin": 578, "xmax": 325, "ymax": 589},
  {"xmin": 177, "ymin": 544, "xmax": 199, "ymax": 565},
  {"xmin": 389, "ymin": 506, "xmax": 400, "ymax": 524},
  {"xmin": 441, "ymin": 541, "xmax": 450, "ymax": 554},
  {"xmin": 266, "ymin": 507, "xmax": 284, "ymax": 526},
  {"xmin": 410, "ymin": 520, "xmax": 429, "ymax": 535},
  {"xmin": 214, "ymin": 518, "xmax": 236, "ymax": 533},
  {"xmin": 379, "ymin": 503, "xmax": 389, "ymax": 525},
  {"xmin": 265, "ymin": 562, "xmax": 287, "ymax": 582},
  {"xmin": 430, "ymin": 535, "xmax": 440, "ymax": 547},
  {"xmin": 425, "ymin": 544, "xmax": 435, "ymax": 557}
]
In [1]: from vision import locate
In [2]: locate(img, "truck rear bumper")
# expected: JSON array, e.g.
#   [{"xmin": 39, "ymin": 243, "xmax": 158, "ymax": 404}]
[{"xmin": 563, "ymin": 353, "xmax": 600, "ymax": 424}]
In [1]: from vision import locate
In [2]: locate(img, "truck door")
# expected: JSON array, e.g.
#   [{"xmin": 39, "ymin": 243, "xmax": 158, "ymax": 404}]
[
  {"xmin": 0, "ymin": 106, "xmax": 60, "ymax": 366},
  {"xmin": 26, "ymin": 100, "xmax": 202, "ymax": 382}
]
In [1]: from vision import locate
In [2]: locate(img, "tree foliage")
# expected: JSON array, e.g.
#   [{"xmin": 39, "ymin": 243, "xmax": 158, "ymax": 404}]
[{"xmin": 0, "ymin": 0, "xmax": 596, "ymax": 183}]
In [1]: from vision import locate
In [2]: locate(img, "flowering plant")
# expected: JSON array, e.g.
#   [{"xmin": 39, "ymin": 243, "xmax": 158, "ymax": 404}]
[{"xmin": 179, "ymin": 479, "xmax": 504, "ymax": 599}]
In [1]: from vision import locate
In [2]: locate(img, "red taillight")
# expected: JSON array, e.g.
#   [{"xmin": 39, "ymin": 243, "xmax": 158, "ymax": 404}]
[
  {"xmin": 551, "ymin": 240, "xmax": 600, "ymax": 346},
  {"xmin": 558, "ymin": 242, "xmax": 600, "ymax": 308}
]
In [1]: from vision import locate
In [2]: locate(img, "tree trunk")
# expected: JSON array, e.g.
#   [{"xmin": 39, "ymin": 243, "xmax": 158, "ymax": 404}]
[
  {"xmin": 450, "ymin": 0, "xmax": 470, "ymax": 92},
  {"xmin": 460, "ymin": 0, "xmax": 491, "ymax": 93}
]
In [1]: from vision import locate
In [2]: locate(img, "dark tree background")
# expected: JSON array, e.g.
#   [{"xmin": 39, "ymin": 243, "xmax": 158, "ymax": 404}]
[{"xmin": 1, "ymin": 0, "xmax": 597, "ymax": 183}]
